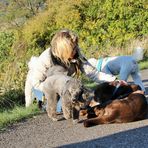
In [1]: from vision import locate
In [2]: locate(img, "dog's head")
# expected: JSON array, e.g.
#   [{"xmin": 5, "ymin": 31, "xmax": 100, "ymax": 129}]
[
  {"xmin": 46, "ymin": 65, "xmax": 67, "ymax": 77},
  {"xmin": 62, "ymin": 78, "xmax": 84, "ymax": 104},
  {"xmin": 93, "ymin": 105, "xmax": 105, "ymax": 117},
  {"xmin": 94, "ymin": 82, "xmax": 115, "ymax": 104}
]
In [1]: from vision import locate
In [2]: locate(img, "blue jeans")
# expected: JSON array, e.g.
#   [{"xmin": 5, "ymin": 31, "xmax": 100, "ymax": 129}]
[
  {"xmin": 56, "ymin": 98, "xmax": 62, "ymax": 113},
  {"xmin": 32, "ymin": 88, "xmax": 44, "ymax": 101},
  {"xmin": 32, "ymin": 88, "xmax": 62, "ymax": 112}
]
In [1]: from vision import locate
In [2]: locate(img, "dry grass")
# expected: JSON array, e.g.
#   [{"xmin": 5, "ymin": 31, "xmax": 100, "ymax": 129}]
[{"xmin": 96, "ymin": 36, "xmax": 148, "ymax": 57}]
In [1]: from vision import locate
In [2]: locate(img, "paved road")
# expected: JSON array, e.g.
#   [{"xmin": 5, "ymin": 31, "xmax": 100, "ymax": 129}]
[{"xmin": 0, "ymin": 69, "xmax": 148, "ymax": 148}]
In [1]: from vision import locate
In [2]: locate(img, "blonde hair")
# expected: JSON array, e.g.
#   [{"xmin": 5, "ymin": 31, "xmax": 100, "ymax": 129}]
[{"xmin": 51, "ymin": 29, "xmax": 78, "ymax": 64}]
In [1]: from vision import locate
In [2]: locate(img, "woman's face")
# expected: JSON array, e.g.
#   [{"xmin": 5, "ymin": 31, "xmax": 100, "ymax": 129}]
[{"xmin": 69, "ymin": 46, "xmax": 78, "ymax": 60}]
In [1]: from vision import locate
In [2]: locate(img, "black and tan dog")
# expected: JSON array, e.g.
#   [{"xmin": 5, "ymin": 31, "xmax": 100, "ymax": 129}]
[
  {"xmin": 94, "ymin": 81, "xmax": 142, "ymax": 104},
  {"xmin": 80, "ymin": 81, "xmax": 141, "ymax": 116},
  {"xmin": 82, "ymin": 81, "xmax": 147, "ymax": 127}
]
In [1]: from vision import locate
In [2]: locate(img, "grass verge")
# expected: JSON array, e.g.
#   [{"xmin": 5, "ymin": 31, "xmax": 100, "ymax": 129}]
[
  {"xmin": 0, "ymin": 104, "xmax": 41, "ymax": 131},
  {"xmin": 139, "ymin": 59, "xmax": 148, "ymax": 70}
]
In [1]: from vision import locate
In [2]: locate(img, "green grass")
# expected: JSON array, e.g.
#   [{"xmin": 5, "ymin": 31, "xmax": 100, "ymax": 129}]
[
  {"xmin": 139, "ymin": 59, "xmax": 148, "ymax": 70},
  {"xmin": 0, "ymin": 104, "xmax": 41, "ymax": 131}
]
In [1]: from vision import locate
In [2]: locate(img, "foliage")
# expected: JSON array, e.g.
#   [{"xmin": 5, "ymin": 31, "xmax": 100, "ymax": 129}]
[
  {"xmin": 139, "ymin": 57, "xmax": 148, "ymax": 70},
  {"xmin": 0, "ymin": 31, "xmax": 15, "ymax": 61},
  {"xmin": 15, "ymin": 0, "xmax": 148, "ymax": 57},
  {"xmin": 0, "ymin": 88, "xmax": 25, "ymax": 111},
  {"xmin": 77, "ymin": 0, "xmax": 148, "ymax": 56},
  {"xmin": 0, "ymin": 0, "xmax": 47, "ymax": 29}
]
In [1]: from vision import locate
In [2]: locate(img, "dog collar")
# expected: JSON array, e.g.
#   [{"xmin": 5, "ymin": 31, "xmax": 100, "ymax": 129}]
[
  {"xmin": 112, "ymin": 83, "xmax": 120, "ymax": 96},
  {"xmin": 96, "ymin": 58, "xmax": 103, "ymax": 72}
]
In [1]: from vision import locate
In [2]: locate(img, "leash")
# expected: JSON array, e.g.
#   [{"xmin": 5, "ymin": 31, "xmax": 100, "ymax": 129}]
[
  {"xmin": 96, "ymin": 58, "xmax": 103, "ymax": 71},
  {"xmin": 112, "ymin": 83, "xmax": 120, "ymax": 96},
  {"xmin": 110, "ymin": 82, "xmax": 133, "ymax": 100}
]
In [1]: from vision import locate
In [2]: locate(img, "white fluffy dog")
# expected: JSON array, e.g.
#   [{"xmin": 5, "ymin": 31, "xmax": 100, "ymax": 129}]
[{"xmin": 25, "ymin": 49, "xmax": 52, "ymax": 107}]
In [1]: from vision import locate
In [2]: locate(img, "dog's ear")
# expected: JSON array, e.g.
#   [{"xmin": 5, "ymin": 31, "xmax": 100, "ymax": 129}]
[{"xmin": 82, "ymin": 87, "xmax": 94, "ymax": 101}]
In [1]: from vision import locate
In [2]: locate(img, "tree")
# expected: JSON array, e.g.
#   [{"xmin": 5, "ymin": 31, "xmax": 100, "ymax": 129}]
[{"xmin": 0, "ymin": 0, "xmax": 47, "ymax": 29}]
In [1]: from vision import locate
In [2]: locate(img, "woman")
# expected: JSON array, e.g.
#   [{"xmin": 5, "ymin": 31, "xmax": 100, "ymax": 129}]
[
  {"xmin": 25, "ymin": 29, "xmax": 116, "ymax": 108},
  {"xmin": 88, "ymin": 56, "xmax": 145, "ymax": 92}
]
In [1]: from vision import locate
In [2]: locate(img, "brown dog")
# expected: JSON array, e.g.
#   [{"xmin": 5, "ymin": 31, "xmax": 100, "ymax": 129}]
[
  {"xmin": 83, "ymin": 90, "xmax": 147, "ymax": 127},
  {"xmin": 80, "ymin": 81, "xmax": 141, "ymax": 117}
]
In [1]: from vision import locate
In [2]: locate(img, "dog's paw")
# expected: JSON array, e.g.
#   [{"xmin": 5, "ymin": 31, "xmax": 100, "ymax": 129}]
[
  {"xmin": 72, "ymin": 119, "xmax": 79, "ymax": 124},
  {"xmin": 79, "ymin": 110, "xmax": 87, "ymax": 116},
  {"xmin": 51, "ymin": 117, "xmax": 59, "ymax": 121},
  {"xmin": 83, "ymin": 120, "xmax": 92, "ymax": 127}
]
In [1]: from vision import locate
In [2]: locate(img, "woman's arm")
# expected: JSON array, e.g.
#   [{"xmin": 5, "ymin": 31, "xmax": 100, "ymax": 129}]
[
  {"xmin": 78, "ymin": 51, "xmax": 116, "ymax": 83},
  {"xmin": 81, "ymin": 60, "xmax": 116, "ymax": 83}
]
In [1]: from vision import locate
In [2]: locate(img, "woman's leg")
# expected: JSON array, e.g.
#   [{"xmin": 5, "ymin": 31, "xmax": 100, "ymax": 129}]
[
  {"xmin": 131, "ymin": 72, "xmax": 145, "ymax": 92},
  {"xmin": 56, "ymin": 97, "xmax": 62, "ymax": 113},
  {"xmin": 32, "ymin": 88, "xmax": 44, "ymax": 109},
  {"xmin": 129, "ymin": 60, "xmax": 145, "ymax": 92},
  {"xmin": 119, "ymin": 66, "xmax": 131, "ymax": 81}
]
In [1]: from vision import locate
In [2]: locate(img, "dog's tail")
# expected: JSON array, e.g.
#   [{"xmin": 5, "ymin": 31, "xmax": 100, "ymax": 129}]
[{"xmin": 132, "ymin": 47, "xmax": 144, "ymax": 61}]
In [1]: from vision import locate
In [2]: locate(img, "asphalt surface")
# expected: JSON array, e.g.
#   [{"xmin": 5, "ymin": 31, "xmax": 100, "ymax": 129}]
[{"xmin": 0, "ymin": 69, "xmax": 148, "ymax": 148}]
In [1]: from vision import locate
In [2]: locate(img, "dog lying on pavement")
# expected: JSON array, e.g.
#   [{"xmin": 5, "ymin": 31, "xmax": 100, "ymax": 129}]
[
  {"xmin": 84, "ymin": 90, "xmax": 147, "ymax": 127},
  {"xmin": 82, "ymin": 81, "xmax": 147, "ymax": 127},
  {"xmin": 80, "ymin": 81, "xmax": 141, "ymax": 117}
]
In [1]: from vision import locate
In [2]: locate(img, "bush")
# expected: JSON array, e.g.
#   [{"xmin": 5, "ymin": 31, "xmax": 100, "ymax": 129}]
[
  {"xmin": 0, "ymin": 89, "xmax": 25, "ymax": 111},
  {"xmin": 0, "ymin": 31, "xmax": 15, "ymax": 62}
]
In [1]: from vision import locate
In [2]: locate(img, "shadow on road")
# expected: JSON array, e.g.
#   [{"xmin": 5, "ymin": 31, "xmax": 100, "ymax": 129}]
[
  {"xmin": 142, "ymin": 79, "xmax": 148, "ymax": 83},
  {"xmin": 58, "ymin": 125, "xmax": 148, "ymax": 148}
]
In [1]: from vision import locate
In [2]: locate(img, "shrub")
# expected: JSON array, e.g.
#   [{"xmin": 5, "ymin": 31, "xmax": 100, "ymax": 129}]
[{"xmin": 0, "ymin": 89, "xmax": 25, "ymax": 111}]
